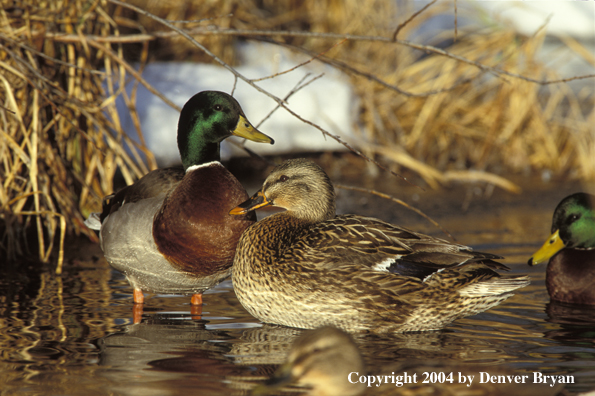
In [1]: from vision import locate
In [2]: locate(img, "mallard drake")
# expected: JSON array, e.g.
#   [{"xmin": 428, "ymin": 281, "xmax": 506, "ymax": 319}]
[
  {"xmin": 253, "ymin": 326, "xmax": 561, "ymax": 396},
  {"xmin": 528, "ymin": 193, "xmax": 595, "ymax": 305},
  {"xmin": 85, "ymin": 91, "xmax": 274, "ymax": 307},
  {"xmin": 230, "ymin": 159, "xmax": 530, "ymax": 333}
]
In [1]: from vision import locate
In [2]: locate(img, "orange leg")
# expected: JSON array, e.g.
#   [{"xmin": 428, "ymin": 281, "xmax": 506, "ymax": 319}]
[
  {"xmin": 190, "ymin": 293, "xmax": 203, "ymax": 320},
  {"xmin": 132, "ymin": 289, "xmax": 144, "ymax": 324},
  {"xmin": 133, "ymin": 289, "xmax": 145, "ymax": 304},
  {"xmin": 191, "ymin": 293, "xmax": 203, "ymax": 305}
]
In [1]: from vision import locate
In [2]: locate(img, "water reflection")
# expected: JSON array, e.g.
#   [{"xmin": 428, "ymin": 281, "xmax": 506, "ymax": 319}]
[
  {"xmin": 1, "ymin": 181, "xmax": 595, "ymax": 395},
  {"xmin": 544, "ymin": 302, "xmax": 595, "ymax": 346},
  {"xmin": 98, "ymin": 316, "xmax": 240, "ymax": 396}
]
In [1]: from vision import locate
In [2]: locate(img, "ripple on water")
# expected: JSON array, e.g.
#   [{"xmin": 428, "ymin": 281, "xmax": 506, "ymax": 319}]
[{"xmin": 1, "ymin": 182, "xmax": 595, "ymax": 395}]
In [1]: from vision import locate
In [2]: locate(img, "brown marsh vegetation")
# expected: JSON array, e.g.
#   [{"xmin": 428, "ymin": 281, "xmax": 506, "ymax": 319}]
[{"xmin": 1, "ymin": 0, "xmax": 593, "ymax": 266}]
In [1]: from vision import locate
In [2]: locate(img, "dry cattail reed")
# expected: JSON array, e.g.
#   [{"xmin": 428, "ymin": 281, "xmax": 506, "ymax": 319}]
[{"xmin": 1, "ymin": 0, "xmax": 592, "ymax": 267}]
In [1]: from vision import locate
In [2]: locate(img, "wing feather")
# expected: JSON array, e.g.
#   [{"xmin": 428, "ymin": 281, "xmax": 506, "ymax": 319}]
[{"xmin": 284, "ymin": 214, "xmax": 505, "ymax": 280}]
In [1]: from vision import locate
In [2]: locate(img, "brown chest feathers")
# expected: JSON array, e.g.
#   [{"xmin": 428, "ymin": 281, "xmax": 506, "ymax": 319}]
[
  {"xmin": 547, "ymin": 249, "xmax": 595, "ymax": 305},
  {"xmin": 153, "ymin": 164, "xmax": 255, "ymax": 276}
]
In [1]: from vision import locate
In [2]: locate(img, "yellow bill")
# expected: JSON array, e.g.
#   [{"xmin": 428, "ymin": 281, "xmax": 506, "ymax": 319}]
[
  {"xmin": 528, "ymin": 229, "xmax": 566, "ymax": 266},
  {"xmin": 232, "ymin": 115, "xmax": 274, "ymax": 144}
]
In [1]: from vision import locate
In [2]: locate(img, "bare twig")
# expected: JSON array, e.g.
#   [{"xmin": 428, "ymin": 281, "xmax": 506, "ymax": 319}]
[
  {"xmin": 392, "ymin": 0, "xmax": 438, "ymax": 41},
  {"xmin": 265, "ymin": 38, "xmax": 477, "ymax": 97},
  {"xmin": 41, "ymin": 27, "xmax": 595, "ymax": 86},
  {"xmin": 0, "ymin": 103, "xmax": 16, "ymax": 114},
  {"xmin": 252, "ymin": 39, "xmax": 347, "ymax": 82},
  {"xmin": 229, "ymin": 73, "xmax": 325, "ymax": 165},
  {"xmin": 86, "ymin": 40, "xmax": 181, "ymax": 111},
  {"xmin": 254, "ymin": 73, "xmax": 323, "ymax": 129},
  {"xmin": 0, "ymin": 34, "xmax": 105, "ymax": 75},
  {"xmin": 169, "ymin": 14, "xmax": 233, "ymax": 24},
  {"xmin": 228, "ymin": 73, "xmax": 323, "ymax": 165},
  {"xmin": 107, "ymin": 0, "xmax": 423, "ymax": 189},
  {"xmin": 335, "ymin": 184, "xmax": 455, "ymax": 240}
]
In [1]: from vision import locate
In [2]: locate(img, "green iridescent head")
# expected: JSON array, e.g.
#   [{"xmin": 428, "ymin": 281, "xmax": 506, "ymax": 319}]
[
  {"xmin": 529, "ymin": 192, "xmax": 595, "ymax": 266},
  {"xmin": 177, "ymin": 91, "xmax": 273, "ymax": 170}
]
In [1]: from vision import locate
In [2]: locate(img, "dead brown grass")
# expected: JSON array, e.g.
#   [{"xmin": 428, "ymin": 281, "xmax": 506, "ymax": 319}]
[
  {"xmin": 113, "ymin": 0, "xmax": 594, "ymax": 183},
  {"xmin": 1, "ymin": 0, "xmax": 154, "ymax": 267},
  {"xmin": 1, "ymin": 0, "xmax": 593, "ymax": 265}
]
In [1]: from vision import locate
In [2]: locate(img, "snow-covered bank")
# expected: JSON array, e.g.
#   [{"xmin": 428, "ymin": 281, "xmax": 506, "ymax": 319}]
[
  {"xmin": 115, "ymin": 43, "xmax": 356, "ymax": 166},
  {"xmin": 114, "ymin": 2, "xmax": 593, "ymax": 167}
]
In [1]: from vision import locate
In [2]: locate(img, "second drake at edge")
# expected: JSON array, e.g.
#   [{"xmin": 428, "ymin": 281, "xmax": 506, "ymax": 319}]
[{"xmin": 230, "ymin": 158, "xmax": 530, "ymax": 333}]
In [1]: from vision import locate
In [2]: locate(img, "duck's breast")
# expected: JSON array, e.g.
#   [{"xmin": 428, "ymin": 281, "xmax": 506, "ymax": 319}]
[{"xmin": 153, "ymin": 163, "xmax": 255, "ymax": 276}]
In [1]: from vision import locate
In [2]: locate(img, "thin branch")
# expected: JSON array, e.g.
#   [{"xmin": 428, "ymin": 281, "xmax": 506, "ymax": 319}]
[
  {"xmin": 228, "ymin": 73, "xmax": 325, "ymax": 165},
  {"xmin": 42, "ymin": 31, "xmax": 160, "ymax": 43},
  {"xmin": 392, "ymin": 0, "xmax": 438, "ymax": 41},
  {"xmin": 168, "ymin": 14, "xmax": 233, "ymax": 24},
  {"xmin": 230, "ymin": 75, "xmax": 238, "ymax": 96},
  {"xmin": 226, "ymin": 139, "xmax": 275, "ymax": 165},
  {"xmin": 39, "ymin": 26, "xmax": 595, "ymax": 85},
  {"xmin": 0, "ymin": 35, "xmax": 105, "ymax": 75},
  {"xmin": 0, "ymin": 103, "xmax": 16, "ymax": 114},
  {"xmin": 264, "ymin": 37, "xmax": 477, "ymax": 97},
  {"xmin": 107, "ymin": 0, "xmax": 422, "ymax": 189},
  {"xmin": 252, "ymin": 39, "xmax": 346, "ymax": 82},
  {"xmin": 106, "ymin": 0, "xmax": 273, "ymax": 99},
  {"xmin": 254, "ymin": 73, "xmax": 323, "ymax": 129},
  {"xmin": 335, "ymin": 184, "xmax": 455, "ymax": 241},
  {"xmin": 86, "ymin": 39, "xmax": 181, "ymax": 111}
]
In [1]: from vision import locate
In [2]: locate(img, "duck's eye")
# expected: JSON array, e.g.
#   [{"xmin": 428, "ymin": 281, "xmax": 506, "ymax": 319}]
[
  {"xmin": 214, "ymin": 104, "xmax": 223, "ymax": 111},
  {"xmin": 279, "ymin": 175, "xmax": 289, "ymax": 182},
  {"xmin": 310, "ymin": 346, "xmax": 323, "ymax": 354},
  {"xmin": 569, "ymin": 214, "xmax": 580, "ymax": 223}
]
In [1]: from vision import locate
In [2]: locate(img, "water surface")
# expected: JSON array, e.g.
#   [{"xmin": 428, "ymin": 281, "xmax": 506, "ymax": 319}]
[{"xmin": 1, "ymin": 173, "xmax": 594, "ymax": 395}]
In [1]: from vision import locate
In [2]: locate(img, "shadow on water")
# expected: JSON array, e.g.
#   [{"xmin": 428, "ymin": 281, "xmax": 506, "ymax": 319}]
[{"xmin": 1, "ymin": 173, "xmax": 594, "ymax": 395}]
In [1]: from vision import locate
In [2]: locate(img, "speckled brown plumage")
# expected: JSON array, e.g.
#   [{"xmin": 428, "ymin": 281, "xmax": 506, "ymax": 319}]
[{"xmin": 231, "ymin": 159, "xmax": 530, "ymax": 333}]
